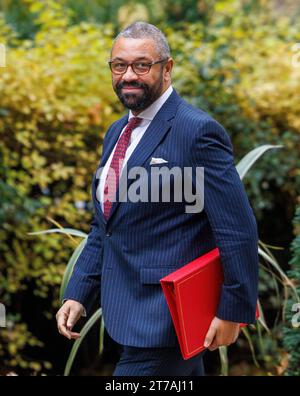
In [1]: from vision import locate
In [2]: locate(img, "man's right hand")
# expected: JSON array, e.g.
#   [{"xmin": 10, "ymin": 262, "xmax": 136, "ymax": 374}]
[{"xmin": 56, "ymin": 299, "xmax": 84, "ymax": 340}]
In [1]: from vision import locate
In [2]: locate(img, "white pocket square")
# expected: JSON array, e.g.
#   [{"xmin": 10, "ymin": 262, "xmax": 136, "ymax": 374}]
[{"xmin": 150, "ymin": 157, "xmax": 168, "ymax": 165}]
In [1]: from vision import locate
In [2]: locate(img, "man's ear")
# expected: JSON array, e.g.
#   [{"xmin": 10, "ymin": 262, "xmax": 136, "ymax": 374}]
[{"xmin": 164, "ymin": 58, "xmax": 174, "ymax": 83}]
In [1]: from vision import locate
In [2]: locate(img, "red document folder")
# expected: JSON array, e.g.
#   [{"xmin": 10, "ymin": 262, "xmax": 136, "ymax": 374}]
[{"xmin": 160, "ymin": 248, "xmax": 259, "ymax": 360}]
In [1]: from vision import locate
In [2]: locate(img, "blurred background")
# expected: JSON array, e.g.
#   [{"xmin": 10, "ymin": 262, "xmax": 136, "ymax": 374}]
[{"xmin": 0, "ymin": 0, "xmax": 300, "ymax": 376}]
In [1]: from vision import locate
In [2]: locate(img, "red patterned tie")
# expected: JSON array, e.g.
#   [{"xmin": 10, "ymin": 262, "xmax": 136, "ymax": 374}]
[{"xmin": 103, "ymin": 116, "xmax": 143, "ymax": 220}]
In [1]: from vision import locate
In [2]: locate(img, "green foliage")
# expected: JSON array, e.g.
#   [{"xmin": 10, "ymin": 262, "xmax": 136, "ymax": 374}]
[
  {"xmin": 0, "ymin": 0, "xmax": 117, "ymax": 372},
  {"xmin": 283, "ymin": 206, "xmax": 300, "ymax": 376},
  {"xmin": 0, "ymin": 320, "xmax": 52, "ymax": 374},
  {"xmin": 0, "ymin": 0, "xmax": 38, "ymax": 39},
  {"xmin": 165, "ymin": 7, "xmax": 300, "ymax": 218}
]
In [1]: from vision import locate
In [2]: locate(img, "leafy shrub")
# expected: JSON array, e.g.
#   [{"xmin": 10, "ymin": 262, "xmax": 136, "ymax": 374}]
[{"xmin": 0, "ymin": 1, "xmax": 118, "ymax": 372}]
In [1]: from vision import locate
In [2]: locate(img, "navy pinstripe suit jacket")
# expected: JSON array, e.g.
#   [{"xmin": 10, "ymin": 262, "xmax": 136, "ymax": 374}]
[{"xmin": 63, "ymin": 89, "xmax": 259, "ymax": 347}]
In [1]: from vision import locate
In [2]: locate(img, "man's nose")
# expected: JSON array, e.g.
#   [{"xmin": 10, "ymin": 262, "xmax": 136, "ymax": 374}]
[{"xmin": 122, "ymin": 65, "xmax": 139, "ymax": 81}]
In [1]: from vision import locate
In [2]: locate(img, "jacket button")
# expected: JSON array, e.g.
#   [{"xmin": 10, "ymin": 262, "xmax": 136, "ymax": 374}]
[{"xmin": 106, "ymin": 230, "xmax": 112, "ymax": 237}]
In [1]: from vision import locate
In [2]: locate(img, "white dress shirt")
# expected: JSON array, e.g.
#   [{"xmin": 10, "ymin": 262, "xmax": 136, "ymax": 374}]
[{"xmin": 96, "ymin": 85, "xmax": 173, "ymax": 211}]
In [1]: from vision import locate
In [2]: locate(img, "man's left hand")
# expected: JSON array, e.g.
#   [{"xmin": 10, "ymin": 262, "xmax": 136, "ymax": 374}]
[{"xmin": 204, "ymin": 317, "xmax": 240, "ymax": 351}]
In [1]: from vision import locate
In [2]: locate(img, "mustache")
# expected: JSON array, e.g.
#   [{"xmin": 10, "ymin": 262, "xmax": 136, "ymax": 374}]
[{"xmin": 116, "ymin": 81, "xmax": 148, "ymax": 90}]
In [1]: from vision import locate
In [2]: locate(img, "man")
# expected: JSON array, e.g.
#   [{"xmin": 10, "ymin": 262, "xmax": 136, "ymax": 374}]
[{"xmin": 56, "ymin": 22, "xmax": 259, "ymax": 376}]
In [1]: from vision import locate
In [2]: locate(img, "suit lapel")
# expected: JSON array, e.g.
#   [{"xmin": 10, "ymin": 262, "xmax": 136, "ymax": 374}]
[{"xmin": 98, "ymin": 115, "xmax": 129, "ymax": 170}]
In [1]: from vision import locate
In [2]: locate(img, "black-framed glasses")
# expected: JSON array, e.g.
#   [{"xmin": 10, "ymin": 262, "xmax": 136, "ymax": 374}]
[{"xmin": 108, "ymin": 59, "xmax": 168, "ymax": 75}]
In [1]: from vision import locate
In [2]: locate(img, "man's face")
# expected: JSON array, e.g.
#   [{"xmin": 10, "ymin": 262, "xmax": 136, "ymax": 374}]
[{"xmin": 110, "ymin": 37, "xmax": 173, "ymax": 112}]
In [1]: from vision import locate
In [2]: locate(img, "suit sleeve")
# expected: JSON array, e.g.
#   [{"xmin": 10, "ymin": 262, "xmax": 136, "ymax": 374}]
[
  {"xmin": 192, "ymin": 118, "xmax": 259, "ymax": 323},
  {"xmin": 62, "ymin": 215, "xmax": 102, "ymax": 315}
]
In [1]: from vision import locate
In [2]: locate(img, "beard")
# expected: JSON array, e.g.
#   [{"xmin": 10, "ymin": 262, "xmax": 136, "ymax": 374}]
[{"xmin": 114, "ymin": 74, "xmax": 164, "ymax": 111}]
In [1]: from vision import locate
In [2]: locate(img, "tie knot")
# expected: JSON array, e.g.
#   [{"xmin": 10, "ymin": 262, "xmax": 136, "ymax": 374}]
[{"xmin": 127, "ymin": 116, "xmax": 142, "ymax": 130}]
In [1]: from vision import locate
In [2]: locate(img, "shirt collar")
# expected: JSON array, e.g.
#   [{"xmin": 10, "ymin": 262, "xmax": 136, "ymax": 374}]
[{"xmin": 128, "ymin": 85, "xmax": 173, "ymax": 122}]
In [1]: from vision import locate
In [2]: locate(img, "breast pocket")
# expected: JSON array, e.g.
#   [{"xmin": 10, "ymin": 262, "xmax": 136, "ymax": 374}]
[{"xmin": 156, "ymin": 162, "xmax": 186, "ymax": 204}]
